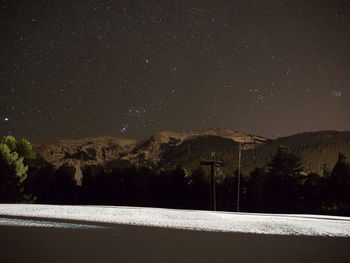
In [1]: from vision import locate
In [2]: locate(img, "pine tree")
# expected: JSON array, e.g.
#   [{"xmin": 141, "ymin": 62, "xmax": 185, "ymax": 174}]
[
  {"xmin": 0, "ymin": 136, "xmax": 29, "ymax": 202},
  {"xmin": 266, "ymin": 145, "xmax": 304, "ymax": 212},
  {"xmin": 328, "ymin": 153, "xmax": 350, "ymax": 215},
  {"xmin": 247, "ymin": 167, "xmax": 268, "ymax": 211}
]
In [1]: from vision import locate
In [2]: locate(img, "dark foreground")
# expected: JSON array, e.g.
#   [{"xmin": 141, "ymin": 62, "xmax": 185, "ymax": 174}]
[{"xmin": 1, "ymin": 219, "xmax": 350, "ymax": 263}]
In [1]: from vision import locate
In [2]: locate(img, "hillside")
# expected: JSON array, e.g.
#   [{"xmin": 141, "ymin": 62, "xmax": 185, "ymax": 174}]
[
  {"xmin": 242, "ymin": 130, "xmax": 350, "ymax": 175},
  {"xmin": 33, "ymin": 128, "xmax": 268, "ymax": 172},
  {"xmin": 33, "ymin": 129, "xmax": 350, "ymax": 178}
]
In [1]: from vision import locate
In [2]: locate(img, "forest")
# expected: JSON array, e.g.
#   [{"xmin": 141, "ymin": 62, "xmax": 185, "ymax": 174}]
[{"xmin": 1, "ymin": 135, "xmax": 350, "ymax": 216}]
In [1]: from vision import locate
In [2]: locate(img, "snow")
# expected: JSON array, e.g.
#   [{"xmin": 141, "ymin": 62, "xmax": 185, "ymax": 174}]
[
  {"xmin": 1, "ymin": 204, "xmax": 350, "ymax": 237},
  {"xmin": 0, "ymin": 217, "xmax": 108, "ymax": 229}
]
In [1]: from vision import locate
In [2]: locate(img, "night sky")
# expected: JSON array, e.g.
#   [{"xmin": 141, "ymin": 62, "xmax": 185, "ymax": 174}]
[{"xmin": 1, "ymin": 0, "xmax": 349, "ymax": 142}]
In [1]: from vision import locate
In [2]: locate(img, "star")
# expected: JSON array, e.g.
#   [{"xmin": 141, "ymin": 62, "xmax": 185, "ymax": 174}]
[
  {"xmin": 120, "ymin": 124, "xmax": 129, "ymax": 133},
  {"xmin": 332, "ymin": 90, "xmax": 342, "ymax": 97},
  {"xmin": 0, "ymin": 1, "xmax": 348, "ymax": 141}
]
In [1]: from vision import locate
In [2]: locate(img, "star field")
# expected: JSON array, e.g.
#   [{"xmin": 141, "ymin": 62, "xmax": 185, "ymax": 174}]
[{"xmin": 1, "ymin": 0, "xmax": 349, "ymax": 142}]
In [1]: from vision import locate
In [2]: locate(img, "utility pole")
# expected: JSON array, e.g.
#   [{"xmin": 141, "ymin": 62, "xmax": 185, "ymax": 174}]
[
  {"xmin": 201, "ymin": 160, "xmax": 227, "ymax": 211},
  {"xmin": 237, "ymin": 142, "xmax": 241, "ymax": 212}
]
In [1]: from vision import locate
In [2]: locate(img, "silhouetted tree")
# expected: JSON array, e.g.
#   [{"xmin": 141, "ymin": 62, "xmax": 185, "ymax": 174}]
[
  {"xmin": 229, "ymin": 169, "xmax": 248, "ymax": 211},
  {"xmin": 246, "ymin": 167, "xmax": 268, "ymax": 212},
  {"xmin": 302, "ymin": 172, "xmax": 323, "ymax": 213},
  {"xmin": 81, "ymin": 165, "xmax": 110, "ymax": 204},
  {"xmin": 147, "ymin": 168, "xmax": 166, "ymax": 207},
  {"xmin": 326, "ymin": 153, "xmax": 350, "ymax": 215},
  {"xmin": 163, "ymin": 166, "xmax": 188, "ymax": 208},
  {"xmin": 24, "ymin": 158, "xmax": 56, "ymax": 203},
  {"xmin": 51, "ymin": 165, "xmax": 77, "ymax": 204},
  {"xmin": 265, "ymin": 145, "xmax": 304, "ymax": 212},
  {"xmin": 188, "ymin": 166, "xmax": 209, "ymax": 209}
]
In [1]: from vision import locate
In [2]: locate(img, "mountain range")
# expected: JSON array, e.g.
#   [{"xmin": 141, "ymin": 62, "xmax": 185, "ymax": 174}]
[{"xmin": 33, "ymin": 129, "xmax": 350, "ymax": 181}]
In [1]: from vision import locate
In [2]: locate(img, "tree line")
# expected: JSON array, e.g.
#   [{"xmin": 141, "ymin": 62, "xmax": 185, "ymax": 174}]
[{"xmin": 1, "ymin": 136, "xmax": 350, "ymax": 215}]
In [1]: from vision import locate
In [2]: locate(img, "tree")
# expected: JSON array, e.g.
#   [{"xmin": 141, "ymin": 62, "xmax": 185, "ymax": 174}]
[
  {"xmin": 302, "ymin": 172, "xmax": 323, "ymax": 213},
  {"xmin": 0, "ymin": 136, "xmax": 30, "ymax": 202},
  {"xmin": 188, "ymin": 166, "xmax": 209, "ymax": 209},
  {"xmin": 268, "ymin": 145, "xmax": 303, "ymax": 178},
  {"xmin": 24, "ymin": 159, "xmax": 56, "ymax": 203},
  {"xmin": 52, "ymin": 165, "xmax": 77, "ymax": 204},
  {"xmin": 1, "ymin": 135, "xmax": 17, "ymax": 152},
  {"xmin": 16, "ymin": 138, "xmax": 36, "ymax": 165},
  {"xmin": 168, "ymin": 166, "xmax": 188, "ymax": 208},
  {"xmin": 246, "ymin": 167, "xmax": 268, "ymax": 212},
  {"xmin": 265, "ymin": 145, "xmax": 304, "ymax": 212},
  {"xmin": 227, "ymin": 169, "xmax": 248, "ymax": 212},
  {"xmin": 327, "ymin": 153, "xmax": 350, "ymax": 215},
  {"xmin": 80, "ymin": 165, "xmax": 108, "ymax": 204}
]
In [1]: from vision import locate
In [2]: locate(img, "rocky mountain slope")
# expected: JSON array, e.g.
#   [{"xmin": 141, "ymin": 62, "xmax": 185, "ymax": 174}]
[
  {"xmin": 243, "ymin": 130, "xmax": 350, "ymax": 175},
  {"xmin": 33, "ymin": 129, "xmax": 350, "ymax": 178},
  {"xmin": 33, "ymin": 128, "xmax": 268, "ymax": 170},
  {"xmin": 33, "ymin": 135, "xmax": 138, "ymax": 183}
]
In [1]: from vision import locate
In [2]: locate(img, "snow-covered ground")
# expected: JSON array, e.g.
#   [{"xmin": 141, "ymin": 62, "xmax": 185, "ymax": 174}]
[{"xmin": 1, "ymin": 204, "xmax": 350, "ymax": 237}]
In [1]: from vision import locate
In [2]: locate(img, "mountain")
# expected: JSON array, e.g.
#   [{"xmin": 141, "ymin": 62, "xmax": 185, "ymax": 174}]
[
  {"xmin": 243, "ymin": 130, "xmax": 350, "ymax": 175},
  {"xmin": 33, "ymin": 135, "xmax": 138, "ymax": 183},
  {"xmin": 33, "ymin": 129, "xmax": 350, "ymax": 179},
  {"xmin": 125, "ymin": 129, "xmax": 268, "ymax": 167}
]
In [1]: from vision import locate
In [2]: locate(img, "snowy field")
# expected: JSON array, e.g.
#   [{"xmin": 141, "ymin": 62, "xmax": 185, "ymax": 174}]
[
  {"xmin": 1, "ymin": 204, "xmax": 350, "ymax": 236},
  {"xmin": 1, "ymin": 204, "xmax": 350, "ymax": 263}
]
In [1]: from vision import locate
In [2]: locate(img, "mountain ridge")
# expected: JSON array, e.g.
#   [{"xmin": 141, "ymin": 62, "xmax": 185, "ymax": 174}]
[{"xmin": 33, "ymin": 129, "xmax": 350, "ymax": 178}]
